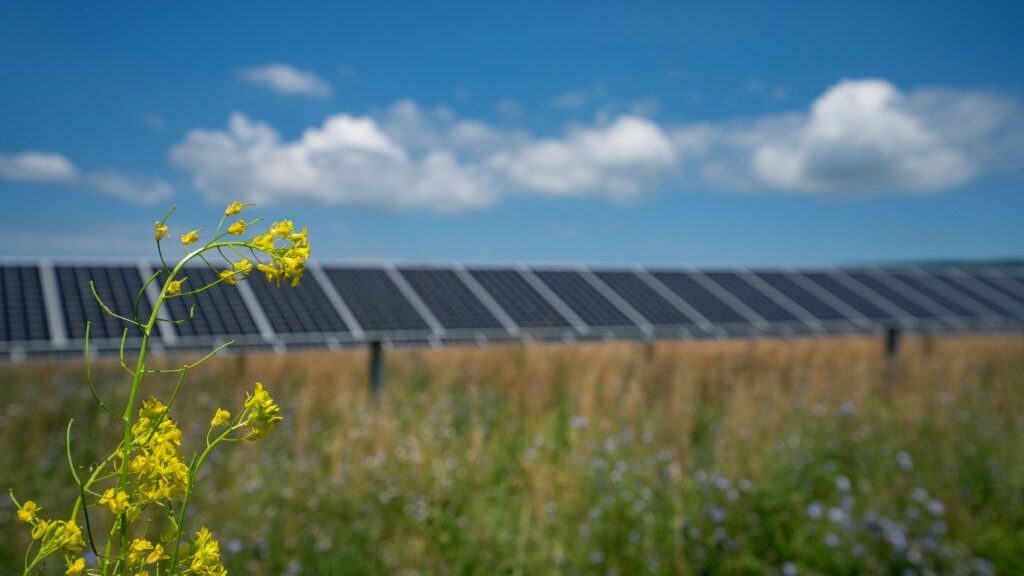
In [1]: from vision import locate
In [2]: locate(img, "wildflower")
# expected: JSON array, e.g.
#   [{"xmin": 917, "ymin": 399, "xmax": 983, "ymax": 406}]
[
  {"xmin": 146, "ymin": 543, "xmax": 169, "ymax": 565},
  {"xmin": 270, "ymin": 220, "xmax": 294, "ymax": 238},
  {"xmin": 126, "ymin": 399, "xmax": 189, "ymax": 504},
  {"xmin": 252, "ymin": 233, "xmax": 275, "ymax": 251},
  {"xmin": 166, "ymin": 280, "xmax": 184, "ymax": 295},
  {"xmin": 188, "ymin": 527, "xmax": 228, "ymax": 576},
  {"xmin": 218, "ymin": 270, "xmax": 237, "ymax": 285},
  {"xmin": 211, "ymin": 409, "xmax": 231, "ymax": 427},
  {"xmin": 233, "ymin": 258, "xmax": 253, "ymax": 275},
  {"xmin": 226, "ymin": 219, "xmax": 246, "ymax": 235},
  {"xmin": 99, "ymin": 488, "xmax": 130, "ymax": 515},
  {"xmin": 257, "ymin": 262, "xmax": 283, "ymax": 283},
  {"xmin": 127, "ymin": 538, "xmax": 153, "ymax": 565},
  {"xmin": 244, "ymin": 382, "xmax": 282, "ymax": 440},
  {"xmin": 224, "ymin": 201, "xmax": 245, "ymax": 216},
  {"xmin": 16, "ymin": 500, "xmax": 40, "ymax": 523},
  {"xmin": 181, "ymin": 229, "xmax": 200, "ymax": 246},
  {"xmin": 155, "ymin": 222, "xmax": 169, "ymax": 242},
  {"xmin": 66, "ymin": 558, "xmax": 85, "ymax": 576},
  {"xmin": 34, "ymin": 520, "xmax": 84, "ymax": 554},
  {"xmin": 280, "ymin": 255, "xmax": 305, "ymax": 286}
]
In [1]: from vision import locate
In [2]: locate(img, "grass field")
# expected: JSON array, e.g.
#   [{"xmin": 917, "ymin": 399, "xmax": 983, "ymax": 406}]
[{"xmin": 2, "ymin": 334, "xmax": 1023, "ymax": 575}]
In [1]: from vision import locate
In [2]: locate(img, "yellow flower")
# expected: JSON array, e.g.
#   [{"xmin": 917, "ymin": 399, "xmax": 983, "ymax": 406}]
[
  {"xmin": 155, "ymin": 222, "xmax": 168, "ymax": 242},
  {"xmin": 257, "ymin": 262, "xmax": 283, "ymax": 283},
  {"xmin": 244, "ymin": 382, "xmax": 283, "ymax": 440},
  {"xmin": 188, "ymin": 528, "xmax": 227, "ymax": 576},
  {"xmin": 218, "ymin": 270, "xmax": 237, "ymax": 285},
  {"xmin": 224, "ymin": 201, "xmax": 245, "ymax": 216},
  {"xmin": 126, "ymin": 399, "xmax": 189, "ymax": 504},
  {"xmin": 290, "ymin": 226, "xmax": 308, "ymax": 247},
  {"xmin": 127, "ymin": 538, "xmax": 153, "ymax": 565},
  {"xmin": 211, "ymin": 409, "xmax": 231, "ymax": 427},
  {"xmin": 227, "ymin": 219, "xmax": 246, "ymax": 235},
  {"xmin": 65, "ymin": 558, "xmax": 85, "ymax": 576},
  {"xmin": 280, "ymin": 255, "xmax": 305, "ymax": 286},
  {"xmin": 146, "ymin": 543, "xmax": 169, "ymax": 565},
  {"xmin": 99, "ymin": 488, "xmax": 130, "ymax": 515},
  {"xmin": 269, "ymin": 220, "xmax": 294, "ymax": 238},
  {"xmin": 233, "ymin": 258, "xmax": 253, "ymax": 275},
  {"xmin": 181, "ymin": 229, "xmax": 200, "ymax": 245},
  {"xmin": 252, "ymin": 233, "xmax": 275, "ymax": 251},
  {"xmin": 166, "ymin": 279, "xmax": 184, "ymax": 295},
  {"xmin": 16, "ymin": 500, "xmax": 40, "ymax": 523},
  {"xmin": 33, "ymin": 520, "xmax": 84, "ymax": 553}
]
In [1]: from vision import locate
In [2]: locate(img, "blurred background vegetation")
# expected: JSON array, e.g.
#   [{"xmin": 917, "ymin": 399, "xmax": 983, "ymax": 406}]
[{"xmin": 2, "ymin": 335, "xmax": 1022, "ymax": 575}]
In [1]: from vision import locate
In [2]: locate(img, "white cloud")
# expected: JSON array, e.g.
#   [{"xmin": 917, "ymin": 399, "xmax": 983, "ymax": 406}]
[
  {"xmin": 171, "ymin": 110, "xmax": 495, "ymax": 212},
  {"xmin": 491, "ymin": 116, "xmax": 676, "ymax": 197},
  {"xmin": 170, "ymin": 78, "xmax": 1024, "ymax": 212},
  {"xmin": 0, "ymin": 151, "xmax": 78, "ymax": 182},
  {"xmin": 237, "ymin": 63, "xmax": 331, "ymax": 98},
  {"xmin": 0, "ymin": 151, "xmax": 173, "ymax": 204},
  {"xmin": 86, "ymin": 170, "xmax": 174, "ymax": 205},
  {"xmin": 671, "ymin": 79, "xmax": 1022, "ymax": 195},
  {"xmin": 750, "ymin": 79, "xmax": 974, "ymax": 193}
]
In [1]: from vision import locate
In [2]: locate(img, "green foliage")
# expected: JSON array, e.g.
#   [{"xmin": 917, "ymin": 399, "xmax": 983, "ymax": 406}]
[{"xmin": 1, "ymin": 337, "xmax": 1022, "ymax": 575}]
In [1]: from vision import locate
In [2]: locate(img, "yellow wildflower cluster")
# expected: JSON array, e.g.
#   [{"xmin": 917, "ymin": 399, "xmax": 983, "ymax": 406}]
[
  {"xmin": 244, "ymin": 382, "xmax": 283, "ymax": 440},
  {"xmin": 252, "ymin": 220, "xmax": 310, "ymax": 286},
  {"xmin": 188, "ymin": 527, "xmax": 228, "ymax": 576},
  {"xmin": 127, "ymin": 399, "xmax": 189, "ymax": 503},
  {"xmin": 98, "ymin": 487, "xmax": 137, "ymax": 521},
  {"xmin": 15, "ymin": 499, "xmax": 84, "ymax": 558},
  {"xmin": 127, "ymin": 538, "xmax": 168, "ymax": 569}
]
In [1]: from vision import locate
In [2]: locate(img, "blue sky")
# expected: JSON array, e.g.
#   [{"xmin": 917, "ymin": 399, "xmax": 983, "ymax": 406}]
[{"xmin": 1, "ymin": 1, "xmax": 1022, "ymax": 265}]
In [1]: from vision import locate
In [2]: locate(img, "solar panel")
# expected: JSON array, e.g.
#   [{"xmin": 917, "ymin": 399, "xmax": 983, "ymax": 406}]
[
  {"xmin": 593, "ymin": 271, "xmax": 697, "ymax": 327},
  {"xmin": 965, "ymin": 273, "xmax": 1024, "ymax": 308},
  {"xmin": 57, "ymin": 265, "xmax": 152, "ymax": 342},
  {"xmin": 323, "ymin": 267, "xmax": 430, "ymax": 334},
  {"xmin": 798, "ymin": 271, "xmax": 892, "ymax": 321},
  {"xmin": 752, "ymin": 271, "xmax": 852, "ymax": 322},
  {"xmin": 247, "ymin": 272, "xmax": 350, "ymax": 335},
  {"xmin": 843, "ymin": 270, "xmax": 939, "ymax": 319},
  {"xmin": 887, "ymin": 271, "xmax": 986, "ymax": 318},
  {"xmin": 0, "ymin": 265, "xmax": 50, "ymax": 342},
  {"xmin": 702, "ymin": 271, "xmax": 799, "ymax": 323},
  {"xmin": 534, "ymin": 270, "xmax": 634, "ymax": 328},
  {"xmin": 925, "ymin": 272, "xmax": 1021, "ymax": 317},
  {"xmin": 650, "ymin": 271, "xmax": 751, "ymax": 324},
  {"xmin": 468, "ymin": 269, "xmax": 571, "ymax": 329},
  {"xmin": 399, "ymin": 267, "xmax": 505, "ymax": 331},
  {"xmin": 997, "ymin": 271, "xmax": 1024, "ymax": 295},
  {"xmin": 163, "ymin": 267, "xmax": 260, "ymax": 338}
]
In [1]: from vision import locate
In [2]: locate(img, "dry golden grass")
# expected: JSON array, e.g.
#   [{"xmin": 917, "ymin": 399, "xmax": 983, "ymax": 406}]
[{"xmin": 2, "ymin": 333, "xmax": 1023, "ymax": 574}]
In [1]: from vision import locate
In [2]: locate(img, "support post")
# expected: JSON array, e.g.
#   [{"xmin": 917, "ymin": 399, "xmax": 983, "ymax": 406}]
[
  {"xmin": 369, "ymin": 340, "xmax": 384, "ymax": 396},
  {"xmin": 885, "ymin": 327, "xmax": 901, "ymax": 358}
]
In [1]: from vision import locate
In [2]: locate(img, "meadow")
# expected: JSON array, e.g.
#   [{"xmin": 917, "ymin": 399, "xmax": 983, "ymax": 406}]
[{"xmin": 1, "ymin": 334, "xmax": 1022, "ymax": 575}]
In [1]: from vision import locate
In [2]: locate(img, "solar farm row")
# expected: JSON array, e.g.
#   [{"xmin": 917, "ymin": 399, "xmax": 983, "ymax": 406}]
[{"xmin": 1, "ymin": 262, "xmax": 1023, "ymax": 358}]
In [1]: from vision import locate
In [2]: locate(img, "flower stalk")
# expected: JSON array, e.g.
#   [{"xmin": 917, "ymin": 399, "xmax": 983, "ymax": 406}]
[{"xmin": 10, "ymin": 203, "xmax": 307, "ymax": 575}]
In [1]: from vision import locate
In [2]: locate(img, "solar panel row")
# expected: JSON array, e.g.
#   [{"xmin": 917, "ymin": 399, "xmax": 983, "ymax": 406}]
[{"xmin": 1, "ymin": 262, "xmax": 1023, "ymax": 356}]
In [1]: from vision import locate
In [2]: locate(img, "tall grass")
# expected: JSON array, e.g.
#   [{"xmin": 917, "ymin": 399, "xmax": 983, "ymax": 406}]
[{"xmin": 2, "ymin": 335, "xmax": 1023, "ymax": 574}]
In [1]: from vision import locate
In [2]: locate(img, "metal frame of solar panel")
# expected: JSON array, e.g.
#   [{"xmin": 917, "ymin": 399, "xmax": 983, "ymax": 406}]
[{"xmin": 2, "ymin": 259, "xmax": 1024, "ymax": 361}]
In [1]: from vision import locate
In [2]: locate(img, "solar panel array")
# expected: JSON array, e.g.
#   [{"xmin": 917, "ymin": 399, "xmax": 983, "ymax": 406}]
[{"xmin": 1, "ymin": 261, "xmax": 1023, "ymax": 358}]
